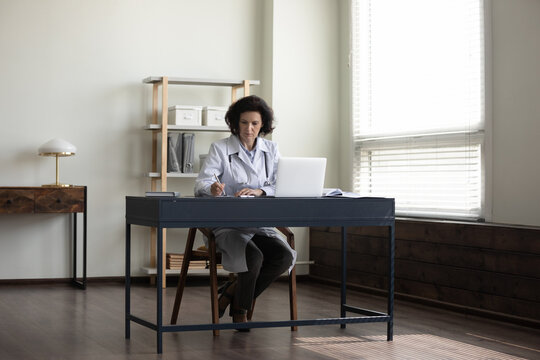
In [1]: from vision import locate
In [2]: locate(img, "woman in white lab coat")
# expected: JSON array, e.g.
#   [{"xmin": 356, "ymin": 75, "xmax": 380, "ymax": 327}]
[{"xmin": 194, "ymin": 95, "xmax": 296, "ymax": 329}]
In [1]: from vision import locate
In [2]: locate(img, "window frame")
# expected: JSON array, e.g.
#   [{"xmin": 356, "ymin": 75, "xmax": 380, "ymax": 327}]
[{"xmin": 349, "ymin": 0, "xmax": 493, "ymax": 222}]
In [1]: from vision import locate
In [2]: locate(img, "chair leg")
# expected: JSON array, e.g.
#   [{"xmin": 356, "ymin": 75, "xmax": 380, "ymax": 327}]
[
  {"xmin": 170, "ymin": 228, "xmax": 196, "ymax": 324},
  {"xmin": 289, "ymin": 266, "xmax": 298, "ymax": 331},
  {"xmin": 207, "ymin": 233, "xmax": 220, "ymax": 336},
  {"xmin": 281, "ymin": 227, "xmax": 298, "ymax": 331},
  {"xmin": 247, "ymin": 299, "xmax": 256, "ymax": 321}
]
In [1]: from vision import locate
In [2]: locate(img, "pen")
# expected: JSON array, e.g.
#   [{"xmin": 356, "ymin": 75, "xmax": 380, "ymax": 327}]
[{"xmin": 213, "ymin": 173, "xmax": 226, "ymax": 196}]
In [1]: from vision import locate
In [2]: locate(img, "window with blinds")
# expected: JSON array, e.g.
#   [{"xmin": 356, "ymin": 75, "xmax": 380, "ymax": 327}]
[{"xmin": 351, "ymin": 0, "xmax": 486, "ymax": 220}]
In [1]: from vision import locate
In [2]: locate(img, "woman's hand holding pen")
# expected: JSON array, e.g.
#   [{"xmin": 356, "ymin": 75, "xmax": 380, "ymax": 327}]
[
  {"xmin": 212, "ymin": 173, "xmax": 226, "ymax": 197},
  {"xmin": 211, "ymin": 181, "xmax": 226, "ymax": 196},
  {"xmin": 212, "ymin": 173, "xmax": 265, "ymax": 197}
]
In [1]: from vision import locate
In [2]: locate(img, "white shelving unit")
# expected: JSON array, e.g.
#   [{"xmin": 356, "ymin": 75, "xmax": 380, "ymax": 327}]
[{"xmin": 143, "ymin": 76, "xmax": 260, "ymax": 287}]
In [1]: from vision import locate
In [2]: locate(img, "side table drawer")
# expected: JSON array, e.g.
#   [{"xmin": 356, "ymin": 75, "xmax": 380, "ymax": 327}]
[
  {"xmin": 35, "ymin": 188, "xmax": 85, "ymax": 213},
  {"xmin": 0, "ymin": 190, "xmax": 35, "ymax": 214}
]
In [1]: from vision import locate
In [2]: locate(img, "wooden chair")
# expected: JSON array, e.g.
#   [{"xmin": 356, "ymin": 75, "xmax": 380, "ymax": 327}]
[{"xmin": 170, "ymin": 227, "xmax": 298, "ymax": 335}]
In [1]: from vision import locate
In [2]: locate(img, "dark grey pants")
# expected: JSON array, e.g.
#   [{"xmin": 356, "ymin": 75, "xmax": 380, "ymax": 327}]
[{"xmin": 234, "ymin": 234, "xmax": 293, "ymax": 311}]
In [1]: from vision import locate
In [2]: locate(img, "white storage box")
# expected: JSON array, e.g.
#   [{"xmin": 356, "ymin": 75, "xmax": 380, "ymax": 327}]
[
  {"xmin": 168, "ymin": 105, "xmax": 202, "ymax": 126},
  {"xmin": 202, "ymin": 106, "xmax": 227, "ymax": 126}
]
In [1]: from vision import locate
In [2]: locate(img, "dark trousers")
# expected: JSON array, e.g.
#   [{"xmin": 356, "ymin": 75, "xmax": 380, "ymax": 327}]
[{"xmin": 235, "ymin": 234, "xmax": 293, "ymax": 311}]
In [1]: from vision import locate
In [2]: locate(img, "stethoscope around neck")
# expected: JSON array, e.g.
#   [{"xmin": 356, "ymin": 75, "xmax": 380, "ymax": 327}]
[{"xmin": 228, "ymin": 151, "xmax": 271, "ymax": 187}]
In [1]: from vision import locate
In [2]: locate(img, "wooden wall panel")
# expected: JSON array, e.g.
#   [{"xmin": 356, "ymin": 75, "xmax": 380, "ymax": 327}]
[{"xmin": 309, "ymin": 220, "xmax": 540, "ymax": 325}]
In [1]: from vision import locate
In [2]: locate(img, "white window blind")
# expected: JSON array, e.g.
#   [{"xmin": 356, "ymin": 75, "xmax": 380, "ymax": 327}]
[{"xmin": 351, "ymin": 0, "xmax": 485, "ymax": 220}]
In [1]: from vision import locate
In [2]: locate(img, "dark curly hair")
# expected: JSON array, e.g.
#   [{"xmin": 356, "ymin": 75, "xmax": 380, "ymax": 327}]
[{"xmin": 225, "ymin": 95, "xmax": 275, "ymax": 136}]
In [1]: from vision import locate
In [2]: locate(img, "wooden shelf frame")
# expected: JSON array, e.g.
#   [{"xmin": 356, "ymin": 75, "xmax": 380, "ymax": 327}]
[
  {"xmin": 143, "ymin": 124, "xmax": 230, "ymax": 132},
  {"xmin": 143, "ymin": 76, "xmax": 260, "ymax": 87},
  {"xmin": 146, "ymin": 172, "xmax": 198, "ymax": 178}
]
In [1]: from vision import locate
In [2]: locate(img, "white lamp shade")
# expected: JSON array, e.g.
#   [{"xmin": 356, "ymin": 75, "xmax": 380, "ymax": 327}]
[{"xmin": 38, "ymin": 138, "xmax": 76, "ymax": 156}]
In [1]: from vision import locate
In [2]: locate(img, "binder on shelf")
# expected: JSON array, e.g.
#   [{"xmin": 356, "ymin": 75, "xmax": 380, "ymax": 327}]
[
  {"xmin": 182, "ymin": 133, "xmax": 195, "ymax": 173},
  {"xmin": 175, "ymin": 133, "xmax": 183, "ymax": 170},
  {"xmin": 167, "ymin": 133, "xmax": 180, "ymax": 172}
]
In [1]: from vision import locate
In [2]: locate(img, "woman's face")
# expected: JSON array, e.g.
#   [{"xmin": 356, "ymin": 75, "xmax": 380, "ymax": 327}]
[{"xmin": 238, "ymin": 111, "xmax": 262, "ymax": 149}]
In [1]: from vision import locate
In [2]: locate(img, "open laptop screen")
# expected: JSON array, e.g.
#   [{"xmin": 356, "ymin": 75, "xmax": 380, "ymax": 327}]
[{"xmin": 274, "ymin": 157, "xmax": 326, "ymax": 197}]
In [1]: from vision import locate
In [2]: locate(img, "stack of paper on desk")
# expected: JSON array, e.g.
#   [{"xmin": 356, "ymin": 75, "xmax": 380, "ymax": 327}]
[{"xmin": 323, "ymin": 188, "xmax": 362, "ymax": 198}]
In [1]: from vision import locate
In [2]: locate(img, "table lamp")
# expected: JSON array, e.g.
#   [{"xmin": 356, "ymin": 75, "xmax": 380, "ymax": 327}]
[{"xmin": 38, "ymin": 138, "xmax": 76, "ymax": 187}]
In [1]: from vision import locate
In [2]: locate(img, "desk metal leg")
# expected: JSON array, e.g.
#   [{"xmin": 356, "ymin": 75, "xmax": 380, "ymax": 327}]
[
  {"xmin": 387, "ymin": 224, "xmax": 395, "ymax": 341},
  {"xmin": 156, "ymin": 227, "xmax": 163, "ymax": 354},
  {"xmin": 125, "ymin": 223, "xmax": 131, "ymax": 339},
  {"xmin": 71, "ymin": 213, "xmax": 87, "ymax": 289},
  {"xmin": 71, "ymin": 189, "xmax": 87, "ymax": 290},
  {"xmin": 340, "ymin": 226, "xmax": 347, "ymax": 329},
  {"xmin": 73, "ymin": 213, "xmax": 77, "ymax": 285},
  {"xmin": 83, "ymin": 198, "xmax": 87, "ymax": 288}
]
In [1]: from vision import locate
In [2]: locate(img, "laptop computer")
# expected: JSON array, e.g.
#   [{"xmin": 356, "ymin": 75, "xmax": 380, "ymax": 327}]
[{"xmin": 274, "ymin": 157, "xmax": 327, "ymax": 197}]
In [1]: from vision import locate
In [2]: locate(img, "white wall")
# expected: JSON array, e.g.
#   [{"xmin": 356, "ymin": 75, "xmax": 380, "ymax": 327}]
[
  {"xmin": 271, "ymin": 0, "xmax": 340, "ymax": 272},
  {"xmin": 338, "ymin": 0, "xmax": 353, "ymax": 192},
  {"xmin": 0, "ymin": 0, "xmax": 267, "ymax": 279},
  {"xmin": 272, "ymin": 0, "xmax": 340, "ymax": 178},
  {"xmin": 490, "ymin": 0, "xmax": 540, "ymax": 226}
]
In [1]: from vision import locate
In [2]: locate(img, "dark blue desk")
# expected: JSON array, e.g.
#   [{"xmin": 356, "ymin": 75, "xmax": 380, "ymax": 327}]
[{"xmin": 125, "ymin": 196, "xmax": 395, "ymax": 354}]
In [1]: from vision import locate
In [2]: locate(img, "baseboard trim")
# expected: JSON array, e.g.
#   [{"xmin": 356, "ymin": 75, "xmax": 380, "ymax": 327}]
[{"xmin": 0, "ymin": 277, "xmax": 146, "ymax": 286}]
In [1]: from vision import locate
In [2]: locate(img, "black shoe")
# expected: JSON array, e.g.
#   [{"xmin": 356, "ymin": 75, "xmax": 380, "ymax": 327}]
[{"xmin": 232, "ymin": 308, "xmax": 250, "ymax": 332}]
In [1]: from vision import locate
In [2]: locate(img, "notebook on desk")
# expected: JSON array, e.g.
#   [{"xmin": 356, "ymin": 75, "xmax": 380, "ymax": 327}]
[{"xmin": 274, "ymin": 157, "xmax": 327, "ymax": 197}]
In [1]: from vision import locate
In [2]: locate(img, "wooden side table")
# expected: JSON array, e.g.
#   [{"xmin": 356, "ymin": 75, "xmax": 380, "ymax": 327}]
[{"xmin": 0, "ymin": 186, "xmax": 87, "ymax": 289}]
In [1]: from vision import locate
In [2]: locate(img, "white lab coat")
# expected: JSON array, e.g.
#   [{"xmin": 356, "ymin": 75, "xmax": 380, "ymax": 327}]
[{"xmin": 194, "ymin": 134, "xmax": 297, "ymax": 273}]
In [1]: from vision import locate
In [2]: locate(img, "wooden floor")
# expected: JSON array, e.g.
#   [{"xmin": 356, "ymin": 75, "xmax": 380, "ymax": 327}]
[{"xmin": 0, "ymin": 279, "xmax": 538, "ymax": 360}]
